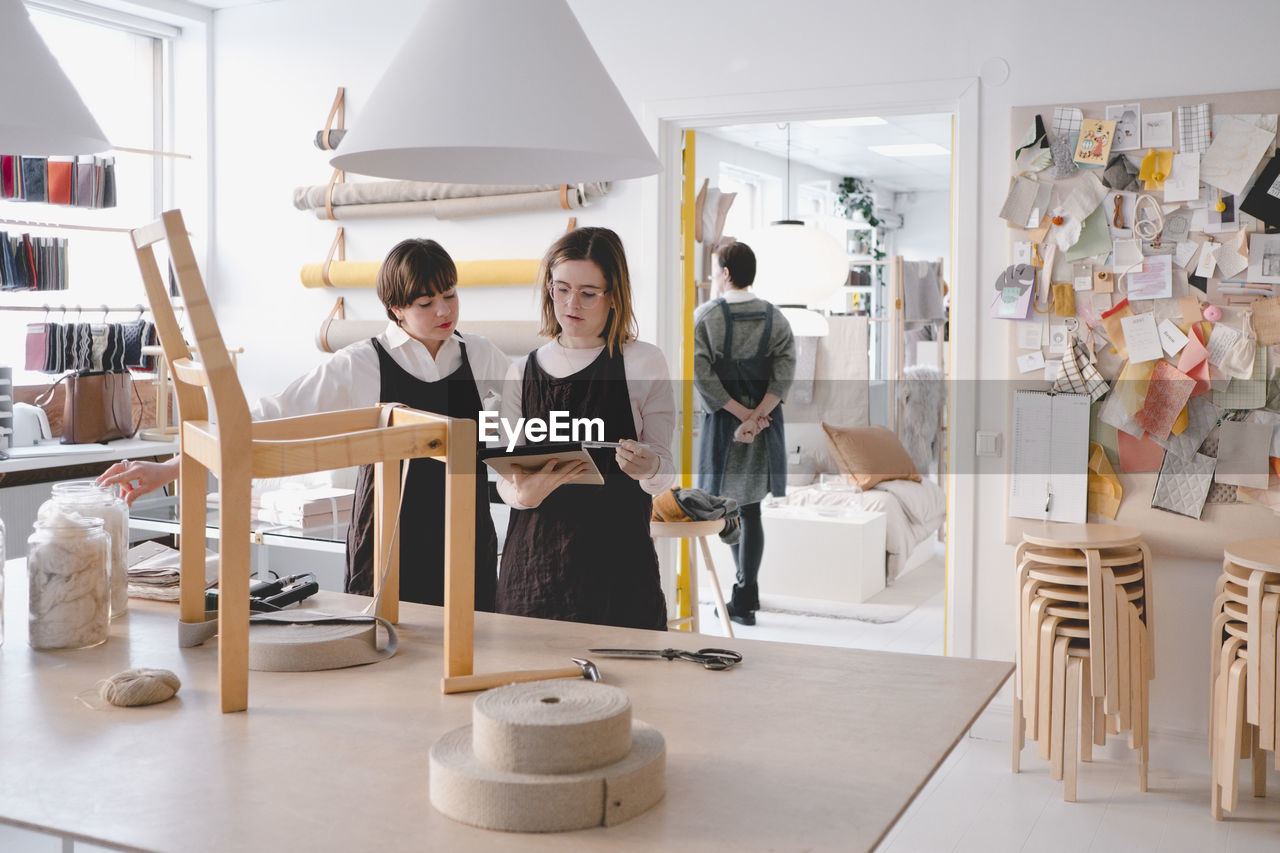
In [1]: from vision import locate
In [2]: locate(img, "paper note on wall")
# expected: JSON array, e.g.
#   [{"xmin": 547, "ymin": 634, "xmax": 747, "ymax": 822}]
[
  {"xmin": 1200, "ymin": 116, "xmax": 1276, "ymax": 196},
  {"xmin": 1125, "ymin": 254, "xmax": 1173, "ymax": 300}
]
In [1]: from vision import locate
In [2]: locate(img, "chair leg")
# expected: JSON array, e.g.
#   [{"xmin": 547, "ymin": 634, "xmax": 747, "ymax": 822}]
[
  {"xmin": 1251, "ymin": 725, "xmax": 1267, "ymax": 798},
  {"xmin": 178, "ymin": 451, "xmax": 209, "ymax": 629},
  {"xmin": 216, "ymin": 469, "xmax": 252, "ymax": 713},
  {"xmin": 698, "ymin": 535, "xmax": 733, "ymax": 639},
  {"xmin": 1102, "ymin": 561, "xmax": 1120, "ymax": 715},
  {"xmin": 1038, "ymin": 616, "xmax": 1062, "ymax": 760},
  {"xmin": 1064, "ymin": 655, "xmax": 1082, "ymax": 802},
  {"xmin": 1080, "ymin": 656, "xmax": 1093, "ymax": 763},
  {"xmin": 1223, "ymin": 659, "xmax": 1246, "ymax": 813},
  {"xmin": 1012, "ymin": 692, "xmax": 1024, "ymax": 773},
  {"xmin": 1051, "ymin": 635, "xmax": 1069, "ymax": 781},
  {"xmin": 1139, "ymin": 541, "xmax": 1155, "ymax": 677}
]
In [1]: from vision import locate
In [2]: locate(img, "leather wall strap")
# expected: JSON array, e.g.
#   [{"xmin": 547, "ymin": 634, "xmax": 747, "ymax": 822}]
[
  {"xmin": 319, "ymin": 87, "xmax": 345, "ymax": 151},
  {"xmin": 565, "ymin": 216, "xmax": 577, "ymax": 233},
  {"xmin": 323, "ymin": 168, "xmax": 345, "ymax": 221},
  {"xmin": 318, "ymin": 297, "xmax": 345, "ymax": 353},
  {"xmin": 559, "ymin": 184, "xmax": 570, "ymax": 210},
  {"xmin": 321, "ymin": 227, "xmax": 345, "ymax": 287}
]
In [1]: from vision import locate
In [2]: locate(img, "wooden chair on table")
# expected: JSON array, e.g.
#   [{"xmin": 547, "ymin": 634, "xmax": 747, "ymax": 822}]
[{"xmin": 132, "ymin": 209, "xmax": 476, "ymax": 713}]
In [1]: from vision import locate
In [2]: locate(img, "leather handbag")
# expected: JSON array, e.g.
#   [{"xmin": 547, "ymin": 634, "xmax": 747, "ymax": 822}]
[{"xmin": 62, "ymin": 370, "xmax": 136, "ymax": 444}]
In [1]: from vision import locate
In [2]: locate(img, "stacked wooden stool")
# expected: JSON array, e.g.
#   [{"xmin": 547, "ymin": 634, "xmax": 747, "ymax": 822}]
[
  {"xmin": 1210, "ymin": 538, "xmax": 1280, "ymax": 820},
  {"xmin": 1012, "ymin": 523, "xmax": 1154, "ymax": 801}
]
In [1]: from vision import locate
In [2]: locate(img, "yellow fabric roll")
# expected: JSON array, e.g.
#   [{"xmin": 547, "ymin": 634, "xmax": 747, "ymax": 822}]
[{"xmin": 300, "ymin": 258, "xmax": 539, "ymax": 289}]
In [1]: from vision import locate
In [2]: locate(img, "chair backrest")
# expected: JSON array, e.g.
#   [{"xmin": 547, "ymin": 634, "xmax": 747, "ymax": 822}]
[{"xmin": 132, "ymin": 210, "xmax": 250, "ymax": 439}]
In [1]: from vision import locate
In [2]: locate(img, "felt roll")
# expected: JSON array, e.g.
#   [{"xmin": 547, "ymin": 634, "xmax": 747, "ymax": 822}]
[
  {"xmin": 473, "ymin": 681, "xmax": 632, "ymax": 775},
  {"xmin": 246, "ymin": 612, "xmax": 398, "ymax": 672},
  {"xmin": 429, "ymin": 723, "xmax": 666, "ymax": 832},
  {"xmin": 299, "ymin": 258, "xmax": 539, "ymax": 290}
]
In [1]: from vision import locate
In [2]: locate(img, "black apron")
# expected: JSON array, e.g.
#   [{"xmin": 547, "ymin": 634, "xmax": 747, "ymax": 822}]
[
  {"xmin": 345, "ymin": 336, "xmax": 498, "ymax": 611},
  {"xmin": 697, "ymin": 299, "xmax": 787, "ymax": 499},
  {"xmin": 496, "ymin": 346, "xmax": 666, "ymax": 630}
]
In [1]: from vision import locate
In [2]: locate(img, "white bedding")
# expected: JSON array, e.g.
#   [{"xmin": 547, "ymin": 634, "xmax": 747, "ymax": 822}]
[{"xmin": 766, "ymin": 478, "xmax": 946, "ymax": 583}]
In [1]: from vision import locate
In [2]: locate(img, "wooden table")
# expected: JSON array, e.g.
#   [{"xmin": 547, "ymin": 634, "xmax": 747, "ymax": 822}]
[{"xmin": 0, "ymin": 559, "xmax": 1010, "ymax": 852}]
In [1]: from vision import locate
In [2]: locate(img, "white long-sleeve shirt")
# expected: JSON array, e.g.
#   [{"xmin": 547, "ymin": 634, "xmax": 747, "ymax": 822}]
[
  {"xmin": 495, "ymin": 338, "xmax": 676, "ymax": 509},
  {"xmin": 251, "ymin": 321, "xmax": 509, "ymax": 420}
]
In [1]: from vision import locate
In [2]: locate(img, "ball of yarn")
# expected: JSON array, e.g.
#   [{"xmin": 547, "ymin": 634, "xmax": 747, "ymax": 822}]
[
  {"xmin": 1203, "ymin": 304, "xmax": 1223, "ymax": 322},
  {"xmin": 99, "ymin": 668, "xmax": 181, "ymax": 707}
]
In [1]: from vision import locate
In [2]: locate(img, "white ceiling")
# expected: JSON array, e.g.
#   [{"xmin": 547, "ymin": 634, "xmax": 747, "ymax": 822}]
[
  {"xmin": 701, "ymin": 113, "xmax": 954, "ymax": 194},
  {"xmin": 184, "ymin": 0, "xmax": 275, "ymax": 7}
]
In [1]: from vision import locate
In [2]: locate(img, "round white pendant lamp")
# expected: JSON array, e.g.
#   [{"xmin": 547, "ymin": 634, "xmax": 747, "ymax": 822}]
[
  {"xmin": 749, "ymin": 219, "xmax": 850, "ymax": 308},
  {"xmin": 330, "ymin": 0, "xmax": 661, "ymax": 184},
  {"xmin": 746, "ymin": 124, "xmax": 850, "ymax": 315},
  {"xmin": 0, "ymin": 0, "xmax": 110, "ymax": 155}
]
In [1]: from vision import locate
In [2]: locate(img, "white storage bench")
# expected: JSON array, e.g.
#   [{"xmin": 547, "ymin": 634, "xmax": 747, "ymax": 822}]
[{"xmin": 707, "ymin": 505, "xmax": 888, "ymax": 605}]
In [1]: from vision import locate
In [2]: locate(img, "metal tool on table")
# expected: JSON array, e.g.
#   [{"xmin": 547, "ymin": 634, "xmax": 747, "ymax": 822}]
[
  {"xmin": 588, "ymin": 647, "xmax": 743, "ymax": 671},
  {"xmin": 440, "ymin": 658, "xmax": 601, "ymax": 694}
]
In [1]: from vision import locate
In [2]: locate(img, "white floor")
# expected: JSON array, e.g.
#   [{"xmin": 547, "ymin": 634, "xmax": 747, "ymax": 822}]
[{"xmin": 697, "ymin": 558, "xmax": 1280, "ymax": 852}]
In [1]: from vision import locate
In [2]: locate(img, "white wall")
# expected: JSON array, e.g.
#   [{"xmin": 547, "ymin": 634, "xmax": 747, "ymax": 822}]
[
  {"xmin": 205, "ymin": 0, "xmax": 1280, "ymax": 737},
  {"xmin": 894, "ymin": 190, "xmax": 950, "ymax": 281}
]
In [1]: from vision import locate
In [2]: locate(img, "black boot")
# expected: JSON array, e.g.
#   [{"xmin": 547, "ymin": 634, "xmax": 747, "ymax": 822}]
[{"xmin": 728, "ymin": 585, "xmax": 757, "ymax": 625}]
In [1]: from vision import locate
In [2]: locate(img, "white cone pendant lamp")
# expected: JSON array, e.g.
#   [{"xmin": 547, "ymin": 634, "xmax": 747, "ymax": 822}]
[
  {"xmin": 0, "ymin": 0, "xmax": 110, "ymax": 154},
  {"xmin": 330, "ymin": 0, "xmax": 661, "ymax": 184}
]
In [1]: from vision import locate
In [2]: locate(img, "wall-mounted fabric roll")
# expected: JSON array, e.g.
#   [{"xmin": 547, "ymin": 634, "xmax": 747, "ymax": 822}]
[
  {"xmin": 300, "ymin": 258, "xmax": 539, "ymax": 289},
  {"xmin": 293, "ymin": 180, "xmax": 610, "ymax": 220}
]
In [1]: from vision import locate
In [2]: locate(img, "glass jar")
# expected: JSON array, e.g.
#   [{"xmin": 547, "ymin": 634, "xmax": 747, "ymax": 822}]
[
  {"xmin": 44, "ymin": 481, "xmax": 129, "ymax": 618},
  {"xmin": 27, "ymin": 511, "xmax": 110, "ymax": 650}
]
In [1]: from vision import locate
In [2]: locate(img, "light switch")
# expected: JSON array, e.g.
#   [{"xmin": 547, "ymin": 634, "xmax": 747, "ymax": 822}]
[{"xmin": 976, "ymin": 431, "xmax": 1002, "ymax": 457}]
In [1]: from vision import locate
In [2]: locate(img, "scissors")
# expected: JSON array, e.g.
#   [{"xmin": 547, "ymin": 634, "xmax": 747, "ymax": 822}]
[{"xmin": 587, "ymin": 647, "xmax": 743, "ymax": 671}]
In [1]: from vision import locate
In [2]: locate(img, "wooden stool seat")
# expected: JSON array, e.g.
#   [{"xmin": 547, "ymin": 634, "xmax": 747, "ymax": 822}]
[
  {"xmin": 1222, "ymin": 560, "xmax": 1280, "ymax": 586},
  {"xmin": 1031, "ymin": 583, "xmax": 1144, "ymax": 605},
  {"xmin": 1019, "ymin": 522, "xmax": 1143, "ymax": 551},
  {"xmin": 1020, "ymin": 546, "xmax": 1145, "ymax": 568},
  {"xmin": 651, "ymin": 519, "xmax": 732, "ymax": 638},
  {"xmin": 1026, "ymin": 563, "xmax": 1144, "ymax": 587},
  {"xmin": 1224, "ymin": 539, "xmax": 1280, "ymax": 574}
]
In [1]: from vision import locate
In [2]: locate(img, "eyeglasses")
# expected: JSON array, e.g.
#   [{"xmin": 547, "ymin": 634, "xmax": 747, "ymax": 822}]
[{"xmin": 548, "ymin": 282, "xmax": 607, "ymax": 308}]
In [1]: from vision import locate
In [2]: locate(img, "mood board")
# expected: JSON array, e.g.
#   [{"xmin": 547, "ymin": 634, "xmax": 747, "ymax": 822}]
[{"xmin": 1002, "ymin": 88, "xmax": 1280, "ymax": 560}]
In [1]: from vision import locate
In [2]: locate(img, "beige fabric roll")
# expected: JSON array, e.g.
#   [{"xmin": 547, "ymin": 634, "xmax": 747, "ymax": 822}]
[
  {"xmin": 292, "ymin": 180, "xmax": 610, "ymax": 211},
  {"xmin": 429, "ymin": 723, "xmax": 666, "ymax": 832},
  {"xmin": 300, "ymin": 258, "xmax": 539, "ymax": 290},
  {"xmin": 473, "ymin": 681, "xmax": 632, "ymax": 774},
  {"xmin": 310, "ymin": 190, "xmax": 583, "ymax": 221}
]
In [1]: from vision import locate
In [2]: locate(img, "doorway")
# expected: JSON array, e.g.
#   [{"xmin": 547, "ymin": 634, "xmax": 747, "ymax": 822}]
[{"xmin": 642, "ymin": 78, "xmax": 980, "ymax": 656}]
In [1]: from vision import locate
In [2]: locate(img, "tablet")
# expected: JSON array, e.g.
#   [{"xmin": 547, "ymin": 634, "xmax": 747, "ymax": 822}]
[{"xmin": 479, "ymin": 442, "xmax": 605, "ymax": 486}]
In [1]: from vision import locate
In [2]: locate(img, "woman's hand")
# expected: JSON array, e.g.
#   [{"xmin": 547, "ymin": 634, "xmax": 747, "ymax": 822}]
[
  {"xmin": 97, "ymin": 458, "xmax": 180, "ymax": 506},
  {"xmin": 511, "ymin": 458, "xmax": 590, "ymax": 508},
  {"xmin": 733, "ymin": 415, "xmax": 770, "ymax": 444},
  {"xmin": 616, "ymin": 439, "xmax": 659, "ymax": 480}
]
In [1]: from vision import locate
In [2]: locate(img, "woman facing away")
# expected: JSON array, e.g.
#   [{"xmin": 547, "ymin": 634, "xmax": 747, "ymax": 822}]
[
  {"xmin": 693, "ymin": 240, "xmax": 795, "ymax": 626},
  {"xmin": 99, "ymin": 238, "xmax": 507, "ymax": 610},
  {"xmin": 494, "ymin": 226, "xmax": 677, "ymax": 630}
]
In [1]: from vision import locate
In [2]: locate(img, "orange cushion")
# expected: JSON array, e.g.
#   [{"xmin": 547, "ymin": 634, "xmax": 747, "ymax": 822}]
[{"xmin": 821, "ymin": 424, "xmax": 921, "ymax": 490}]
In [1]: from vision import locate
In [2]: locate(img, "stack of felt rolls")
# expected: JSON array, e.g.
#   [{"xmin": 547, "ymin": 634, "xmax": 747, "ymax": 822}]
[{"xmin": 429, "ymin": 680, "xmax": 665, "ymax": 832}]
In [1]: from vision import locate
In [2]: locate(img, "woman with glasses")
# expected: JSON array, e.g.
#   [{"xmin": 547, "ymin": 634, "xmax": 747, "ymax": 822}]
[
  {"xmin": 99, "ymin": 238, "xmax": 508, "ymax": 611},
  {"xmin": 494, "ymin": 226, "xmax": 676, "ymax": 630}
]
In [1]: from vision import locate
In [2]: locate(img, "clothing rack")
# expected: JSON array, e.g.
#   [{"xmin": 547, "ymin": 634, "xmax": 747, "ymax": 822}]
[
  {"xmin": 0, "ymin": 303, "xmax": 182, "ymax": 314},
  {"xmin": 0, "ymin": 217, "xmax": 132, "ymax": 234}
]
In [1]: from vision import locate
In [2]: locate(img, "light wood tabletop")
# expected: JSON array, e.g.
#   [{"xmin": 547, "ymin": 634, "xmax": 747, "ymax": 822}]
[{"xmin": 0, "ymin": 559, "xmax": 1010, "ymax": 852}]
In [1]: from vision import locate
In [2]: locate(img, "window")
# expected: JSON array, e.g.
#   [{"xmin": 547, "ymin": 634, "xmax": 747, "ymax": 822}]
[
  {"xmin": 718, "ymin": 163, "xmax": 780, "ymax": 242},
  {"xmin": 1, "ymin": 3, "xmax": 176, "ymax": 385},
  {"xmin": 798, "ymin": 181, "xmax": 834, "ymax": 219}
]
